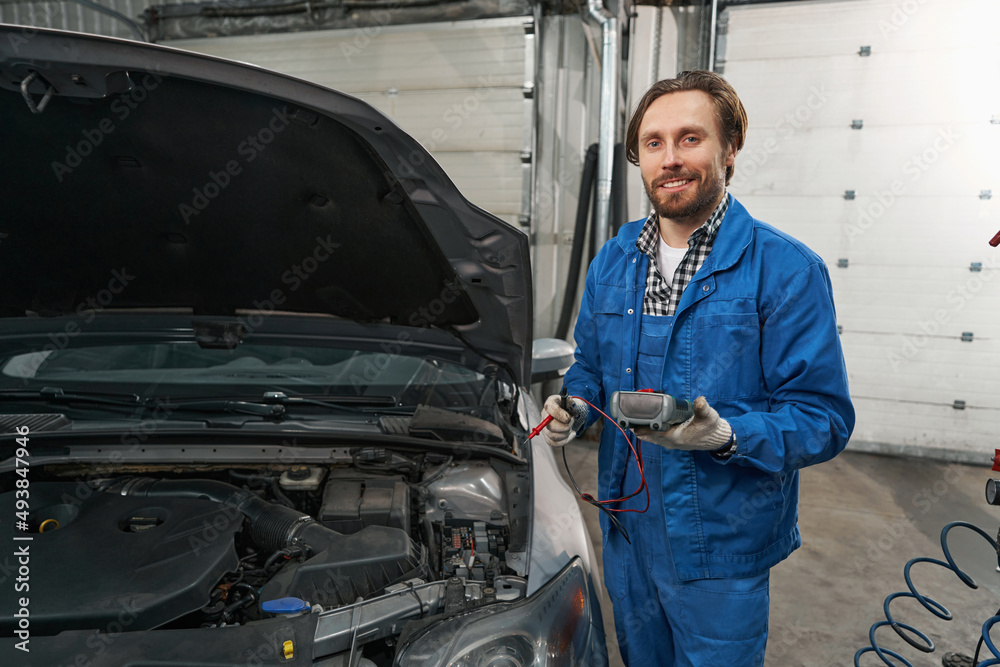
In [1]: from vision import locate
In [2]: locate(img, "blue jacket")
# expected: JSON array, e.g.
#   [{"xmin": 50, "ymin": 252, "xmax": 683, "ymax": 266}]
[{"xmin": 564, "ymin": 194, "xmax": 855, "ymax": 581}]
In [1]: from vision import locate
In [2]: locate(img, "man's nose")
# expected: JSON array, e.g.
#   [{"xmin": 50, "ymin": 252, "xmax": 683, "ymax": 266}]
[{"xmin": 660, "ymin": 142, "xmax": 682, "ymax": 169}]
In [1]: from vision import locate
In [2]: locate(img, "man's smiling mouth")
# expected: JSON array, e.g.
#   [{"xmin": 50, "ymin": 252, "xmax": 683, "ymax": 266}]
[{"xmin": 658, "ymin": 177, "xmax": 695, "ymax": 190}]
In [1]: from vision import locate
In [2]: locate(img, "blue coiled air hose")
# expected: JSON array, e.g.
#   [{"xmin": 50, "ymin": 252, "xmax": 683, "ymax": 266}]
[{"xmin": 854, "ymin": 521, "xmax": 1000, "ymax": 667}]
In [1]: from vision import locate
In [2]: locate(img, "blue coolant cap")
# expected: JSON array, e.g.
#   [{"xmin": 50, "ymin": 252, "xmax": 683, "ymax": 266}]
[{"xmin": 262, "ymin": 597, "xmax": 310, "ymax": 614}]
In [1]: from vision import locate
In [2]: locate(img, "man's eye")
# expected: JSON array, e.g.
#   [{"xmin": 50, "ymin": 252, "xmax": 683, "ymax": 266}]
[
  {"xmin": 647, "ymin": 141, "xmax": 660, "ymax": 149},
  {"xmin": 684, "ymin": 136, "xmax": 699, "ymax": 143}
]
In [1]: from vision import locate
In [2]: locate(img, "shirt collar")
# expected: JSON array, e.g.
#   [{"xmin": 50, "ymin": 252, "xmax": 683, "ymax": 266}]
[{"xmin": 636, "ymin": 192, "xmax": 729, "ymax": 257}]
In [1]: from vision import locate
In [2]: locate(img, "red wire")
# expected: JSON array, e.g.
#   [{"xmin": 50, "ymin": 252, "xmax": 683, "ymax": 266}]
[
  {"xmin": 531, "ymin": 395, "xmax": 649, "ymax": 514},
  {"xmin": 575, "ymin": 396, "xmax": 649, "ymax": 514}
]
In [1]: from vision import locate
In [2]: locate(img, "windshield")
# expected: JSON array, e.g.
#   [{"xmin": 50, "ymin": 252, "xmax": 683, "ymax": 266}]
[{"xmin": 0, "ymin": 341, "xmax": 491, "ymax": 413}]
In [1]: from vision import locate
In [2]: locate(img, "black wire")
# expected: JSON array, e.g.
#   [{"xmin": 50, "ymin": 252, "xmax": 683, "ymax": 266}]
[
  {"xmin": 270, "ymin": 478, "xmax": 295, "ymax": 508},
  {"xmin": 418, "ymin": 455, "xmax": 453, "ymax": 486},
  {"xmin": 263, "ymin": 546, "xmax": 302, "ymax": 572},
  {"xmin": 441, "ymin": 325, "xmax": 519, "ymax": 419},
  {"xmin": 223, "ymin": 594, "xmax": 255, "ymax": 616},
  {"xmin": 405, "ymin": 580, "xmax": 426, "ymax": 617},
  {"xmin": 227, "ymin": 470, "xmax": 271, "ymax": 488},
  {"xmin": 561, "ymin": 445, "xmax": 630, "ymax": 544}
]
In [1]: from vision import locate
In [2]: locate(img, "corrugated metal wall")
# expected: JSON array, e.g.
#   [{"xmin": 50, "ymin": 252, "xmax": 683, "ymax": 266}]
[
  {"xmin": 169, "ymin": 17, "xmax": 533, "ymax": 230},
  {"xmin": 1, "ymin": 0, "xmax": 151, "ymax": 39},
  {"xmin": 721, "ymin": 0, "xmax": 1000, "ymax": 461}
]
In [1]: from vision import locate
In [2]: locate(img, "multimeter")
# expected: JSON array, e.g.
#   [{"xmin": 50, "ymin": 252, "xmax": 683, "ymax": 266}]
[{"xmin": 608, "ymin": 391, "xmax": 694, "ymax": 431}]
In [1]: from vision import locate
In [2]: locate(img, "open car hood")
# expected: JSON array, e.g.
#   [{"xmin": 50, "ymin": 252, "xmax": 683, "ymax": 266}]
[{"xmin": 0, "ymin": 25, "xmax": 532, "ymax": 385}]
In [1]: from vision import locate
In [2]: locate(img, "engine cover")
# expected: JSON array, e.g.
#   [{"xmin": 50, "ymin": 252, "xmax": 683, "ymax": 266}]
[{"xmin": 1, "ymin": 482, "xmax": 240, "ymax": 636}]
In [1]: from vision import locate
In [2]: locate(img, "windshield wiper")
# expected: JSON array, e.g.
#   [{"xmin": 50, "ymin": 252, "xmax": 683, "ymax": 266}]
[
  {"xmin": 149, "ymin": 398, "xmax": 287, "ymax": 420},
  {"xmin": 262, "ymin": 391, "xmax": 397, "ymax": 410},
  {"xmin": 0, "ymin": 386, "xmax": 142, "ymax": 408},
  {"xmin": 144, "ymin": 392, "xmax": 399, "ymax": 422},
  {"xmin": 0, "ymin": 387, "xmax": 396, "ymax": 425}
]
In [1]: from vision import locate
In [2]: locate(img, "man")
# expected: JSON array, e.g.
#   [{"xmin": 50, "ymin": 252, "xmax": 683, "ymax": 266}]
[{"xmin": 542, "ymin": 71, "xmax": 855, "ymax": 666}]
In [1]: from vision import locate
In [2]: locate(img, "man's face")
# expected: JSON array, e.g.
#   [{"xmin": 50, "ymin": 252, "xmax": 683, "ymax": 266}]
[{"xmin": 637, "ymin": 90, "xmax": 737, "ymax": 226}]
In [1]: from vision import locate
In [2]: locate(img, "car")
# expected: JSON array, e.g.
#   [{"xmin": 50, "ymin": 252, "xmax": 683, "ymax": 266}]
[{"xmin": 0, "ymin": 24, "xmax": 607, "ymax": 667}]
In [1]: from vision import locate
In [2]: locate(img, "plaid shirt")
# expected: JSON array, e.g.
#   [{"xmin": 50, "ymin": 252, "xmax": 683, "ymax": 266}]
[{"xmin": 637, "ymin": 195, "xmax": 729, "ymax": 316}]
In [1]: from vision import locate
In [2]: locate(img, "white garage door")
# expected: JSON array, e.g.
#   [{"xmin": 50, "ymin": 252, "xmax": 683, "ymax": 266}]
[
  {"xmin": 169, "ymin": 17, "xmax": 533, "ymax": 229},
  {"xmin": 721, "ymin": 0, "xmax": 1000, "ymax": 460}
]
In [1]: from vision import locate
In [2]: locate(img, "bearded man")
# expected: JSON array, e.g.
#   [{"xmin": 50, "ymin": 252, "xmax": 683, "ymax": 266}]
[{"xmin": 541, "ymin": 71, "xmax": 855, "ymax": 666}]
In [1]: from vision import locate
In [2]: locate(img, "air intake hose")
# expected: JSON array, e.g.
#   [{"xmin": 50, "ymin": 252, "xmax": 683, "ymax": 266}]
[
  {"xmin": 104, "ymin": 476, "xmax": 427, "ymax": 606},
  {"xmin": 107, "ymin": 478, "xmax": 326, "ymax": 553}
]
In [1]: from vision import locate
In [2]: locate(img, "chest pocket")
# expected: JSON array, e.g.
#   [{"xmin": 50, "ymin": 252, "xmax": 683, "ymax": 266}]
[
  {"xmin": 691, "ymin": 312, "xmax": 765, "ymax": 401},
  {"xmin": 591, "ymin": 286, "xmax": 626, "ymax": 383}
]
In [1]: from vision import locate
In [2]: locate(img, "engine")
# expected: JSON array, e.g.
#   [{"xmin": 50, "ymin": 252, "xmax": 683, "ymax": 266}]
[{"xmin": 0, "ymin": 447, "xmax": 523, "ymax": 664}]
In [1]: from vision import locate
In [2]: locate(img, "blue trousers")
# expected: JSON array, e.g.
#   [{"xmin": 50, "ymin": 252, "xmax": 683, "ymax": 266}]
[{"xmin": 603, "ymin": 443, "xmax": 770, "ymax": 666}]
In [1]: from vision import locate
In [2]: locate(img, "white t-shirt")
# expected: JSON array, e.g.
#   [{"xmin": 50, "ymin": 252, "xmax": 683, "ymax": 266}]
[{"xmin": 657, "ymin": 235, "xmax": 688, "ymax": 286}]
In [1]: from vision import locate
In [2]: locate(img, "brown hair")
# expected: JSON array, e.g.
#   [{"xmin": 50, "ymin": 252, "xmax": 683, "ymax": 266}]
[{"xmin": 625, "ymin": 70, "xmax": 748, "ymax": 185}]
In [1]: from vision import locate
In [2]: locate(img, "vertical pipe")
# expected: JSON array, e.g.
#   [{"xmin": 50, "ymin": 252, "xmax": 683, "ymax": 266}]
[
  {"xmin": 708, "ymin": 0, "xmax": 719, "ymax": 71},
  {"xmin": 587, "ymin": 0, "xmax": 619, "ymax": 250},
  {"xmin": 650, "ymin": 6, "xmax": 662, "ymax": 87}
]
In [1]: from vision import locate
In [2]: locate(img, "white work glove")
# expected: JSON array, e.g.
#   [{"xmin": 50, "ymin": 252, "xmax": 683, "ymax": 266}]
[
  {"xmin": 540, "ymin": 394, "xmax": 589, "ymax": 447},
  {"xmin": 634, "ymin": 396, "xmax": 733, "ymax": 451}
]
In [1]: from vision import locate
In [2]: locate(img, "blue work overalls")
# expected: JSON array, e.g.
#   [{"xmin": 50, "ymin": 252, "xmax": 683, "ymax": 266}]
[{"xmin": 602, "ymin": 313, "xmax": 770, "ymax": 666}]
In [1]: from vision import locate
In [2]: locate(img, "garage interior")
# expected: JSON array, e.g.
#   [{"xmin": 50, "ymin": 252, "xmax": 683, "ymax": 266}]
[{"xmin": 2, "ymin": 0, "xmax": 998, "ymax": 664}]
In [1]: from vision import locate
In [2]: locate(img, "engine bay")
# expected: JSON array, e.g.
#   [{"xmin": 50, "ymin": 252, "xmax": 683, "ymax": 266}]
[{"xmin": 0, "ymin": 445, "xmax": 532, "ymax": 665}]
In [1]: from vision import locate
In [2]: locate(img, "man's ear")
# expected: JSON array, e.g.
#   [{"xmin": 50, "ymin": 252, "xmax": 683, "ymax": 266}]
[{"xmin": 724, "ymin": 141, "xmax": 738, "ymax": 168}]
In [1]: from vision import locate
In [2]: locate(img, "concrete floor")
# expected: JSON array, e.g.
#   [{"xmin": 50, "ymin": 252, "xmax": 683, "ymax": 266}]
[{"xmin": 560, "ymin": 437, "xmax": 1000, "ymax": 667}]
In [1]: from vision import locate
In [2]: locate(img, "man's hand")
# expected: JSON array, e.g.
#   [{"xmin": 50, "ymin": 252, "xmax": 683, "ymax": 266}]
[
  {"xmin": 541, "ymin": 394, "xmax": 589, "ymax": 447},
  {"xmin": 634, "ymin": 396, "xmax": 732, "ymax": 451}
]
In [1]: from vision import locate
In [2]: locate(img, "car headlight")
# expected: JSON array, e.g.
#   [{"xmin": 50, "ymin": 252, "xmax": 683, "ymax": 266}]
[{"xmin": 394, "ymin": 557, "xmax": 603, "ymax": 667}]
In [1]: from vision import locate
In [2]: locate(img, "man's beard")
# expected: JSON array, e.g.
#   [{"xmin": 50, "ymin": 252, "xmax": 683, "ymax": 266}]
[{"xmin": 644, "ymin": 168, "xmax": 726, "ymax": 222}]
